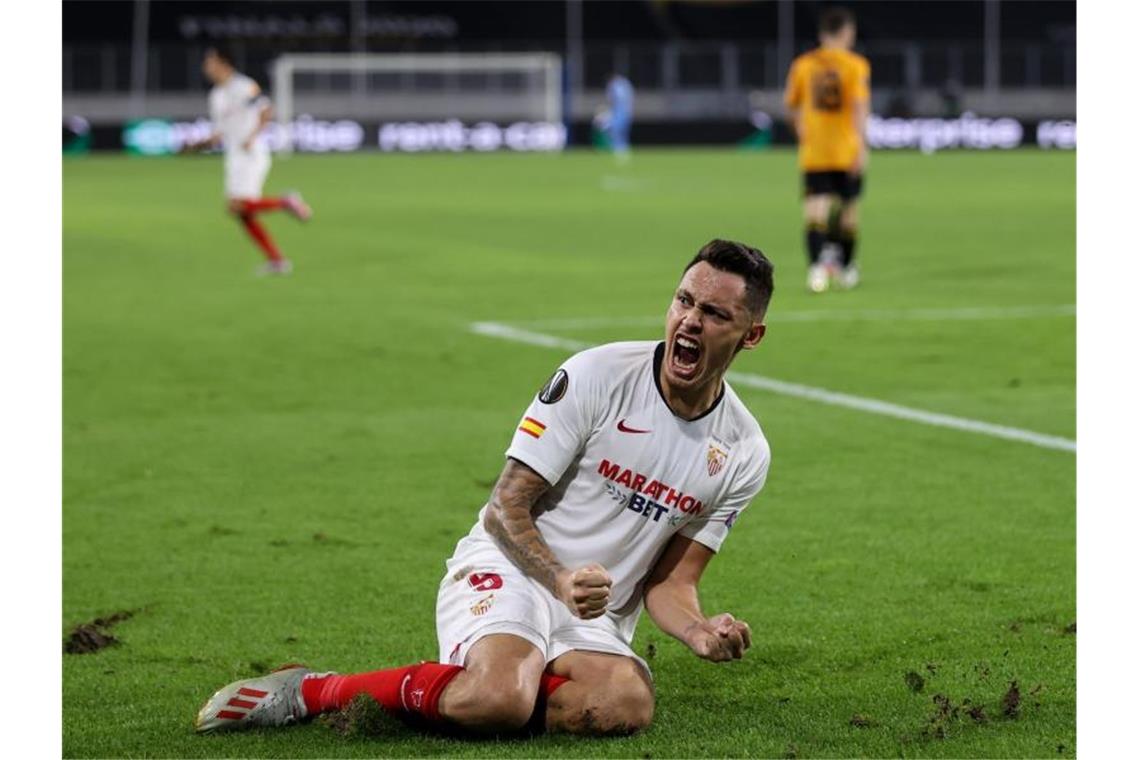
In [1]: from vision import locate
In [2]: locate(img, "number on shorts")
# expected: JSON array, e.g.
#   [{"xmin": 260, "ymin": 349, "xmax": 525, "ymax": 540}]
[
  {"xmin": 468, "ymin": 572, "xmax": 503, "ymax": 591},
  {"xmin": 811, "ymin": 70, "xmax": 843, "ymax": 112}
]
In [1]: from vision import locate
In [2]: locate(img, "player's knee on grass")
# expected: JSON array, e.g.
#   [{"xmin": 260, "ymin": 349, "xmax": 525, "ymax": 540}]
[
  {"xmin": 563, "ymin": 659, "xmax": 655, "ymax": 735},
  {"xmin": 227, "ymin": 199, "xmax": 245, "ymax": 216}
]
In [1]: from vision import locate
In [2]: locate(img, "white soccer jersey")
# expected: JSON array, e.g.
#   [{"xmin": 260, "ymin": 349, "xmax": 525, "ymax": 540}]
[
  {"xmin": 450, "ymin": 340, "xmax": 771, "ymax": 627},
  {"xmin": 208, "ymin": 73, "xmax": 268, "ymax": 156}
]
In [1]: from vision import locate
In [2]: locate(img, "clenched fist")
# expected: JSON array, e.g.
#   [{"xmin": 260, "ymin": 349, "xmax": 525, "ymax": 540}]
[
  {"xmin": 555, "ymin": 563, "xmax": 612, "ymax": 619},
  {"xmin": 684, "ymin": 612, "xmax": 752, "ymax": 662}
]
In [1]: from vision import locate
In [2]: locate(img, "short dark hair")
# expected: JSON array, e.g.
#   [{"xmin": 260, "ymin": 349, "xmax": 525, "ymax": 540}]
[
  {"xmin": 204, "ymin": 45, "xmax": 235, "ymax": 67},
  {"xmin": 819, "ymin": 7, "xmax": 855, "ymax": 35},
  {"xmin": 684, "ymin": 239, "xmax": 775, "ymax": 319}
]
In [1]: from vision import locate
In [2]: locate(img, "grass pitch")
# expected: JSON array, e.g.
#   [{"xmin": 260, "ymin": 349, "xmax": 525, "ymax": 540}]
[{"xmin": 63, "ymin": 148, "xmax": 1074, "ymax": 758}]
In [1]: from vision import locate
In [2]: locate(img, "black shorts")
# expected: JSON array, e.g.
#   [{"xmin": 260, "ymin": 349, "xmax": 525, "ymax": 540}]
[{"xmin": 803, "ymin": 171, "xmax": 864, "ymax": 201}]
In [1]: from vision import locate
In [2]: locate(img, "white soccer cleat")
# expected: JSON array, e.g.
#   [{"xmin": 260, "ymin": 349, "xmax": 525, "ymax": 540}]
[
  {"xmin": 807, "ymin": 264, "xmax": 830, "ymax": 293},
  {"xmin": 284, "ymin": 192, "xmax": 312, "ymax": 222},
  {"xmin": 820, "ymin": 243, "xmax": 842, "ymax": 276},
  {"xmin": 836, "ymin": 265, "xmax": 860, "ymax": 290},
  {"xmin": 195, "ymin": 665, "xmax": 313, "ymax": 733}
]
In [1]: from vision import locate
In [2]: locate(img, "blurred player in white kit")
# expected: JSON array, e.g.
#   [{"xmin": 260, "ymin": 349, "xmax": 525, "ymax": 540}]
[{"xmin": 185, "ymin": 47, "xmax": 311, "ymax": 275}]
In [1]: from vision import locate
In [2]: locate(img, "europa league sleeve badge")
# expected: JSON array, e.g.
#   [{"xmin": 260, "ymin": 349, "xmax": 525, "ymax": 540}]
[{"xmin": 538, "ymin": 368, "xmax": 569, "ymax": 404}]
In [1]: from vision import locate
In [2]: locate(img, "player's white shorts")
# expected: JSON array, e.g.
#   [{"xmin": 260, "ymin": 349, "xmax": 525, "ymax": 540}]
[
  {"xmin": 224, "ymin": 148, "xmax": 271, "ymax": 200},
  {"xmin": 436, "ymin": 536, "xmax": 649, "ymax": 675}
]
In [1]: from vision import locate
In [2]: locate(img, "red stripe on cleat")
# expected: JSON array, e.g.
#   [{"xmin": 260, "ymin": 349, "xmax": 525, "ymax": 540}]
[
  {"xmin": 227, "ymin": 698, "xmax": 257, "ymax": 709},
  {"xmin": 237, "ymin": 687, "xmax": 268, "ymax": 698},
  {"xmin": 216, "ymin": 710, "xmax": 246, "ymax": 720}
]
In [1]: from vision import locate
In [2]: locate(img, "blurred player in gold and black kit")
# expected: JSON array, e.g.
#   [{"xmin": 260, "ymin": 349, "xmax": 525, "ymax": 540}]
[{"xmin": 784, "ymin": 7, "xmax": 870, "ymax": 292}]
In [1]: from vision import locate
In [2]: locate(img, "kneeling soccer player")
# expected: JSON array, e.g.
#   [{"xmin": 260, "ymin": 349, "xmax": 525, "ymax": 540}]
[{"xmin": 196, "ymin": 239, "xmax": 775, "ymax": 737}]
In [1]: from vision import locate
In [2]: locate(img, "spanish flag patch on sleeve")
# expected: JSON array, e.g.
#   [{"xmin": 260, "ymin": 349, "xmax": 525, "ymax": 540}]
[{"xmin": 518, "ymin": 416, "xmax": 547, "ymax": 439}]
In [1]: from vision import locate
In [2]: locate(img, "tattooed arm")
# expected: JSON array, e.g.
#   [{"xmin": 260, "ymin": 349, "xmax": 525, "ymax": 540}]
[{"xmin": 483, "ymin": 457, "xmax": 612, "ymax": 619}]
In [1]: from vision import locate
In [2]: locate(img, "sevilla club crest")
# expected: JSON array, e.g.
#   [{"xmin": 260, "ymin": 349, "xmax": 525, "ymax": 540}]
[{"xmin": 707, "ymin": 444, "xmax": 728, "ymax": 477}]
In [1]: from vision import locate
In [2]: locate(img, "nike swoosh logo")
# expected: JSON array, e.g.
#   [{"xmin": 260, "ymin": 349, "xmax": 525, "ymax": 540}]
[{"xmin": 617, "ymin": 419, "xmax": 652, "ymax": 434}]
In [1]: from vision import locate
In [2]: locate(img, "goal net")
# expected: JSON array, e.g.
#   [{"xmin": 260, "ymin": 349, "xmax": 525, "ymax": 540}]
[{"xmin": 270, "ymin": 52, "xmax": 565, "ymax": 153}]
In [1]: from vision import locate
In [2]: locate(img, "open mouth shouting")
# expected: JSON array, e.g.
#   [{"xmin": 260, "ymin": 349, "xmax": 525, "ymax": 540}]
[{"xmin": 669, "ymin": 333, "xmax": 702, "ymax": 381}]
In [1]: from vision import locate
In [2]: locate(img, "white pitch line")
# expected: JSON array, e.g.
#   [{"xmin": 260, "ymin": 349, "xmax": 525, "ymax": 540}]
[
  {"xmin": 470, "ymin": 321, "xmax": 591, "ymax": 352},
  {"xmin": 468, "ymin": 321, "xmax": 1076, "ymax": 454},
  {"xmin": 722, "ymin": 373, "xmax": 1076, "ymax": 453},
  {"xmin": 515, "ymin": 304, "xmax": 1076, "ymax": 332}
]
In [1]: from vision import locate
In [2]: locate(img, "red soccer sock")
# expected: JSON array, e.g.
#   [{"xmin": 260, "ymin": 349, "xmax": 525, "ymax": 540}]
[
  {"xmin": 525, "ymin": 672, "xmax": 570, "ymax": 733},
  {"xmin": 301, "ymin": 662, "xmax": 464, "ymax": 723},
  {"xmin": 539, "ymin": 672, "xmax": 569, "ymax": 700},
  {"xmin": 238, "ymin": 214, "xmax": 283, "ymax": 262},
  {"xmin": 239, "ymin": 198, "xmax": 287, "ymax": 214}
]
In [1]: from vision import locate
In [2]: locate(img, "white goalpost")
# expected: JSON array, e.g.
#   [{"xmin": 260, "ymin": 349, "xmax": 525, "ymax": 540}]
[{"xmin": 270, "ymin": 52, "xmax": 564, "ymax": 154}]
